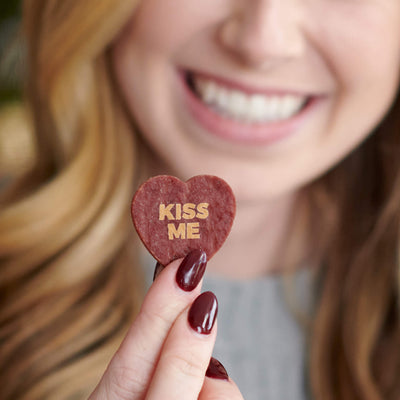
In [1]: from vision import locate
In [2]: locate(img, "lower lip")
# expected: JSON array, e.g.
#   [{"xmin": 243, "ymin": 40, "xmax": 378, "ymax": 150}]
[{"xmin": 179, "ymin": 71, "xmax": 322, "ymax": 145}]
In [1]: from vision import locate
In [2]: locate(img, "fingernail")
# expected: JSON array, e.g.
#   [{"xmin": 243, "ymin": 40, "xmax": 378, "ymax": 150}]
[
  {"xmin": 176, "ymin": 249, "xmax": 207, "ymax": 291},
  {"xmin": 206, "ymin": 357, "xmax": 229, "ymax": 381},
  {"xmin": 188, "ymin": 291, "xmax": 218, "ymax": 334},
  {"xmin": 153, "ymin": 261, "xmax": 164, "ymax": 281}
]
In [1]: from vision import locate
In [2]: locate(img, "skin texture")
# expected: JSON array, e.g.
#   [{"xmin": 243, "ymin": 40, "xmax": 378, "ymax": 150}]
[
  {"xmin": 112, "ymin": 0, "xmax": 400, "ymax": 202},
  {"xmin": 89, "ymin": 258, "xmax": 244, "ymax": 400}
]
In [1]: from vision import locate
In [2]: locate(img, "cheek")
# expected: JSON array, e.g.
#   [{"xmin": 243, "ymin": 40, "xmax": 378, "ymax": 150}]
[
  {"xmin": 311, "ymin": 1, "xmax": 400, "ymax": 155},
  {"xmin": 312, "ymin": 1, "xmax": 400, "ymax": 90},
  {"xmin": 120, "ymin": 0, "xmax": 224, "ymax": 56}
]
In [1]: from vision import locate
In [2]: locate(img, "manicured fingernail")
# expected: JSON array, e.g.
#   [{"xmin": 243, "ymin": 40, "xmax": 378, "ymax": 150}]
[
  {"xmin": 188, "ymin": 291, "xmax": 218, "ymax": 334},
  {"xmin": 153, "ymin": 261, "xmax": 164, "ymax": 281},
  {"xmin": 176, "ymin": 249, "xmax": 207, "ymax": 291},
  {"xmin": 206, "ymin": 357, "xmax": 229, "ymax": 381}
]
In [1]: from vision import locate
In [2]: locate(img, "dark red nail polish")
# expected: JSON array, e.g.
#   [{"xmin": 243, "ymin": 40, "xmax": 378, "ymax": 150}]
[
  {"xmin": 188, "ymin": 291, "xmax": 218, "ymax": 334},
  {"xmin": 206, "ymin": 357, "xmax": 229, "ymax": 381},
  {"xmin": 153, "ymin": 261, "xmax": 164, "ymax": 281},
  {"xmin": 176, "ymin": 249, "xmax": 207, "ymax": 291}
]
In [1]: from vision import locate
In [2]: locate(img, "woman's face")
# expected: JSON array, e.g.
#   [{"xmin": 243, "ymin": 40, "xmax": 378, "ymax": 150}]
[{"xmin": 112, "ymin": 0, "xmax": 400, "ymax": 203}]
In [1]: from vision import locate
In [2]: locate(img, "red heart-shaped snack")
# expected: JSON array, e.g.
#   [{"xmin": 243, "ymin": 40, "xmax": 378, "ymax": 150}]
[{"xmin": 131, "ymin": 175, "xmax": 236, "ymax": 266}]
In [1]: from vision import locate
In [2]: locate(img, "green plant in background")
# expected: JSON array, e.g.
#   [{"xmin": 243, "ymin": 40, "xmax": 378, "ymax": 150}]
[
  {"xmin": 0, "ymin": 2, "xmax": 21, "ymax": 20},
  {"xmin": 0, "ymin": 1, "xmax": 23, "ymax": 105}
]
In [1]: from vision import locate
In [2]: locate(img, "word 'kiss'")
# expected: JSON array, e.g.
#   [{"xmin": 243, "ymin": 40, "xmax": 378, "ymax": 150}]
[{"xmin": 159, "ymin": 203, "xmax": 209, "ymax": 240}]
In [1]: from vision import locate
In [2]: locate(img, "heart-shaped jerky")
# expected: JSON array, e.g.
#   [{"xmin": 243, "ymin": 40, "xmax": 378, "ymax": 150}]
[{"xmin": 131, "ymin": 175, "xmax": 236, "ymax": 266}]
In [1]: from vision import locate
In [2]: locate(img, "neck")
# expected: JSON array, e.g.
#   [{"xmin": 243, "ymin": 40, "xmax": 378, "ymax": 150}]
[
  {"xmin": 208, "ymin": 191, "xmax": 307, "ymax": 279},
  {"xmin": 139, "ymin": 151, "xmax": 309, "ymax": 280}
]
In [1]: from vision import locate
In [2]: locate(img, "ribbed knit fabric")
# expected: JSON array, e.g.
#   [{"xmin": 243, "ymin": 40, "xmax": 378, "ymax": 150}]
[
  {"xmin": 142, "ymin": 253, "xmax": 315, "ymax": 400},
  {"xmin": 202, "ymin": 269, "xmax": 314, "ymax": 400}
]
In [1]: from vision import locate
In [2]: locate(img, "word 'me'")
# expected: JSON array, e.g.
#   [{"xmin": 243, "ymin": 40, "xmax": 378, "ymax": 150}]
[{"xmin": 159, "ymin": 203, "xmax": 209, "ymax": 240}]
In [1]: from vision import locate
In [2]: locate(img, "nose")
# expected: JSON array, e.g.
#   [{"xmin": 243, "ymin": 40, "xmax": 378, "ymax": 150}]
[{"xmin": 218, "ymin": 0, "xmax": 305, "ymax": 69}]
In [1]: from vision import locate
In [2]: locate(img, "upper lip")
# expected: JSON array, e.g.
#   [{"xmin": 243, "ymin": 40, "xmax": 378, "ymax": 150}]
[{"xmin": 183, "ymin": 68, "xmax": 322, "ymax": 98}]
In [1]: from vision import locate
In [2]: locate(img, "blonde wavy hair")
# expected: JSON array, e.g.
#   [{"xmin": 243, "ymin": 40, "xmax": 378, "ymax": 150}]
[{"xmin": 0, "ymin": 0, "xmax": 399, "ymax": 399}]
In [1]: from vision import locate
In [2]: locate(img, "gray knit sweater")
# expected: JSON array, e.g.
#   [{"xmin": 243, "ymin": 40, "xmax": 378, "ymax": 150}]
[{"xmin": 203, "ymin": 269, "xmax": 314, "ymax": 400}]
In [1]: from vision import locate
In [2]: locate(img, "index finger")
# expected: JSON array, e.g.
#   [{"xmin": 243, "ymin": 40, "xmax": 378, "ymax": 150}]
[{"xmin": 89, "ymin": 250, "xmax": 207, "ymax": 400}]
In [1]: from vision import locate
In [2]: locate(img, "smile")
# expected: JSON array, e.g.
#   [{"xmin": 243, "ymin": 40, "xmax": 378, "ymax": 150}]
[
  {"xmin": 180, "ymin": 69, "xmax": 322, "ymax": 145},
  {"xmin": 188, "ymin": 72, "xmax": 309, "ymax": 124}
]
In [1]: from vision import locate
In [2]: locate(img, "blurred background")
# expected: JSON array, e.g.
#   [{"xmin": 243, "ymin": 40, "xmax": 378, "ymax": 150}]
[
  {"xmin": 0, "ymin": 1, "xmax": 23, "ymax": 105},
  {"xmin": 0, "ymin": 1, "xmax": 36, "ymax": 191}
]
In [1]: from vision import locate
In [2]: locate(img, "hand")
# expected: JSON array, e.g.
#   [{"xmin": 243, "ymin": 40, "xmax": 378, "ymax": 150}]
[{"xmin": 88, "ymin": 250, "xmax": 244, "ymax": 400}]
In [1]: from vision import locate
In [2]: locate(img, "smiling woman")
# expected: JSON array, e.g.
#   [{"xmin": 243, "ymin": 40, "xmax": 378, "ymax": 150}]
[
  {"xmin": 111, "ymin": 0, "xmax": 400, "ymax": 200},
  {"xmin": 0, "ymin": 0, "xmax": 400, "ymax": 399}
]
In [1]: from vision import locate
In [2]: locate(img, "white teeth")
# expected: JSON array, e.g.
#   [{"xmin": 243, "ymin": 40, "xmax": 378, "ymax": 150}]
[
  {"xmin": 202, "ymin": 80, "xmax": 217, "ymax": 104},
  {"xmin": 216, "ymin": 88, "xmax": 229, "ymax": 112},
  {"xmin": 193, "ymin": 75, "xmax": 307, "ymax": 123}
]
